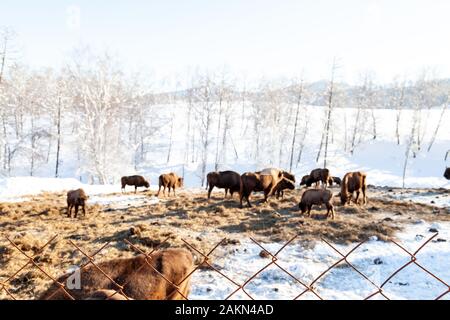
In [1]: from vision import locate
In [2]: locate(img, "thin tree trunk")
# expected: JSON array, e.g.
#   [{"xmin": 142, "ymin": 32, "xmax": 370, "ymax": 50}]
[
  {"xmin": 55, "ymin": 97, "xmax": 61, "ymax": 177},
  {"xmin": 289, "ymin": 80, "xmax": 303, "ymax": 172},
  {"xmin": 166, "ymin": 116, "xmax": 174, "ymax": 164},
  {"xmin": 427, "ymin": 103, "xmax": 448, "ymax": 152},
  {"xmin": 214, "ymin": 95, "xmax": 223, "ymax": 171}
]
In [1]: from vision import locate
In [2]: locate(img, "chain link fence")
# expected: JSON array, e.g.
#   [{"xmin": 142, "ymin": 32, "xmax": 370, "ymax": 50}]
[{"xmin": 1, "ymin": 233, "xmax": 449, "ymax": 300}]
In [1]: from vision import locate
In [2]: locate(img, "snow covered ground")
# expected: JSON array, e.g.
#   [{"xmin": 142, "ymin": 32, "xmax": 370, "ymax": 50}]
[
  {"xmin": 190, "ymin": 220, "xmax": 450, "ymax": 300},
  {"xmin": 89, "ymin": 194, "xmax": 160, "ymax": 209},
  {"xmin": 387, "ymin": 190, "xmax": 450, "ymax": 208}
]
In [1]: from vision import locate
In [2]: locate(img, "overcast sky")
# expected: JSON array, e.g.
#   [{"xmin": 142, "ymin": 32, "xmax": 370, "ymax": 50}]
[{"xmin": 1, "ymin": 0, "xmax": 449, "ymax": 87}]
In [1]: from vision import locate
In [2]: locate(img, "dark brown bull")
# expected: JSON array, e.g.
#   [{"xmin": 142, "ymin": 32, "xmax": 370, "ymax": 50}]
[
  {"xmin": 275, "ymin": 177, "xmax": 296, "ymax": 199},
  {"xmin": 239, "ymin": 172, "xmax": 295, "ymax": 208},
  {"xmin": 307, "ymin": 168, "xmax": 330, "ymax": 188},
  {"xmin": 39, "ymin": 248, "xmax": 194, "ymax": 300},
  {"xmin": 206, "ymin": 171, "xmax": 241, "ymax": 199},
  {"xmin": 444, "ymin": 168, "xmax": 450, "ymax": 180},
  {"xmin": 121, "ymin": 175, "xmax": 150, "ymax": 194},
  {"xmin": 328, "ymin": 176, "xmax": 342, "ymax": 186},
  {"xmin": 67, "ymin": 188, "xmax": 88, "ymax": 218},
  {"xmin": 275, "ymin": 171, "xmax": 296, "ymax": 199},
  {"xmin": 340, "ymin": 171, "xmax": 367, "ymax": 205},
  {"xmin": 299, "ymin": 189, "xmax": 335, "ymax": 219},
  {"xmin": 300, "ymin": 175, "xmax": 313, "ymax": 187},
  {"xmin": 157, "ymin": 173, "xmax": 184, "ymax": 197}
]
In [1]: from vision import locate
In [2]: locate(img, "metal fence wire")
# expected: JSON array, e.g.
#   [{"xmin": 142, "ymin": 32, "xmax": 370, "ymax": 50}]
[{"xmin": 1, "ymin": 233, "xmax": 449, "ymax": 300}]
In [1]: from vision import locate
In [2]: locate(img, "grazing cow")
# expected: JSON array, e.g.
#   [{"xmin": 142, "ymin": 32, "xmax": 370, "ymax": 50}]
[
  {"xmin": 299, "ymin": 189, "xmax": 335, "ymax": 219},
  {"xmin": 300, "ymin": 175, "xmax": 313, "ymax": 187},
  {"xmin": 273, "ymin": 171, "xmax": 296, "ymax": 199},
  {"xmin": 157, "ymin": 173, "xmax": 184, "ymax": 197},
  {"xmin": 39, "ymin": 248, "xmax": 194, "ymax": 300},
  {"xmin": 328, "ymin": 176, "xmax": 342, "ymax": 186},
  {"xmin": 307, "ymin": 168, "xmax": 331, "ymax": 188},
  {"xmin": 206, "ymin": 171, "xmax": 241, "ymax": 199},
  {"xmin": 444, "ymin": 168, "xmax": 450, "ymax": 180},
  {"xmin": 340, "ymin": 171, "xmax": 367, "ymax": 205},
  {"xmin": 121, "ymin": 175, "xmax": 150, "ymax": 194},
  {"xmin": 259, "ymin": 168, "xmax": 288, "ymax": 197},
  {"xmin": 239, "ymin": 172, "xmax": 295, "ymax": 207},
  {"xmin": 67, "ymin": 189, "xmax": 88, "ymax": 218},
  {"xmin": 274, "ymin": 177, "xmax": 296, "ymax": 199}
]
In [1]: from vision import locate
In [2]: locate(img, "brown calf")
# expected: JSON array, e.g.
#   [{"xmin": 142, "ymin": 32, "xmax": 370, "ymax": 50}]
[
  {"xmin": 157, "ymin": 173, "xmax": 184, "ymax": 197},
  {"xmin": 340, "ymin": 171, "xmax": 367, "ymax": 205},
  {"xmin": 67, "ymin": 188, "xmax": 88, "ymax": 218},
  {"xmin": 299, "ymin": 189, "xmax": 335, "ymax": 219}
]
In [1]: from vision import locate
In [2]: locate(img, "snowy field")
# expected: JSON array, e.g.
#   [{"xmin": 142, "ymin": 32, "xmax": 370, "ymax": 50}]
[{"xmin": 191, "ymin": 220, "xmax": 450, "ymax": 300}]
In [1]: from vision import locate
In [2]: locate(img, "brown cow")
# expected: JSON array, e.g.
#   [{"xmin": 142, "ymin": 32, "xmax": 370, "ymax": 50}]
[
  {"xmin": 340, "ymin": 171, "xmax": 367, "ymax": 205},
  {"xmin": 67, "ymin": 189, "xmax": 88, "ymax": 218},
  {"xmin": 157, "ymin": 173, "xmax": 184, "ymax": 197},
  {"xmin": 444, "ymin": 168, "xmax": 450, "ymax": 180},
  {"xmin": 307, "ymin": 168, "xmax": 330, "ymax": 188},
  {"xmin": 239, "ymin": 172, "xmax": 295, "ymax": 207},
  {"xmin": 274, "ymin": 171, "xmax": 296, "ymax": 199},
  {"xmin": 327, "ymin": 176, "xmax": 342, "ymax": 186},
  {"xmin": 299, "ymin": 189, "xmax": 335, "ymax": 219},
  {"xmin": 206, "ymin": 171, "xmax": 241, "ymax": 199},
  {"xmin": 39, "ymin": 248, "xmax": 194, "ymax": 300},
  {"xmin": 121, "ymin": 175, "xmax": 150, "ymax": 194},
  {"xmin": 259, "ymin": 168, "xmax": 287, "ymax": 197},
  {"xmin": 300, "ymin": 175, "xmax": 313, "ymax": 187},
  {"xmin": 275, "ymin": 177, "xmax": 296, "ymax": 199}
]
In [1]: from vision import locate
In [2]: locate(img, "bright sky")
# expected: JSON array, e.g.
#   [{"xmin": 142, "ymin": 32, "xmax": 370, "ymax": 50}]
[{"xmin": 1, "ymin": 0, "xmax": 449, "ymax": 87}]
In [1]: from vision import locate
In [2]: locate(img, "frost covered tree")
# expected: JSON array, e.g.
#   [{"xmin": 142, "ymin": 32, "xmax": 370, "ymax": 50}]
[{"xmin": 67, "ymin": 49, "xmax": 132, "ymax": 184}]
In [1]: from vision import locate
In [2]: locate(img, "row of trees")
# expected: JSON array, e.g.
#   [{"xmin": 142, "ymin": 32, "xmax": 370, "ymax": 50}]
[{"xmin": 0, "ymin": 29, "xmax": 448, "ymax": 185}]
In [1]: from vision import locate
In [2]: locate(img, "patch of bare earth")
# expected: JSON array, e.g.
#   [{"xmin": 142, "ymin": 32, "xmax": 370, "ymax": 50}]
[{"xmin": 0, "ymin": 186, "xmax": 448, "ymax": 299}]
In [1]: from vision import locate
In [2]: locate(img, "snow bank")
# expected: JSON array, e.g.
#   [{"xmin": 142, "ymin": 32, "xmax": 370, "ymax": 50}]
[
  {"xmin": 190, "ymin": 221, "xmax": 450, "ymax": 300},
  {"xmin": 0, "ymin": 177, "xmax": 119, "ymax": 202}
]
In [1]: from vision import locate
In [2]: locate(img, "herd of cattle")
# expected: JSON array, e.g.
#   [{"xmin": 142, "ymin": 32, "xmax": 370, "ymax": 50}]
[
  {"xmin": 40, "ymin": 167, "xmax": 450, "ymax": 300},
  {"xmin": 66, "ymin": 168, "xmax": 369, "ymax": 220}
]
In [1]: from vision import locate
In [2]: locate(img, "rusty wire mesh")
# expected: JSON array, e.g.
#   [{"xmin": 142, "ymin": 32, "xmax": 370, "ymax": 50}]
[{"xmin": 1, "ymin": 232, "xmax": 449, "ymax": 300}]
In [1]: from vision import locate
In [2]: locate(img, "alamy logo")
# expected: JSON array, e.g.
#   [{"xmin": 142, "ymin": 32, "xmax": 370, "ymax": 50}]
[{"xmin": 66, "ymin": 266, "xmax": 81, "ymax": 290}]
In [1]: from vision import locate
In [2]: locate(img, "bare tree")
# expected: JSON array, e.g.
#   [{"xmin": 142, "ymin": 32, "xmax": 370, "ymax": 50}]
[
  {"xmin": 192, "ymin": 72, "xmax": 214, "ymax": 186},
  {"xmin": 289, "ymin": 77, "xmax": 304, "ymax": 171},
  {"xmin": 427, "ymin": 101, "xmax": 448, "ymax": 152},
  {"xmin": 322, "ymin": 59, "xmax": 339, "ymax": 168},
  {"xmin": 402, "ymin": 108, "xmax": 420, "ymax": 188}
]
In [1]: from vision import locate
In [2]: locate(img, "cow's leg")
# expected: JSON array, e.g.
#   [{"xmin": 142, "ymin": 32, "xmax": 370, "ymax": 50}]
[
  {"xmin": 67, "ymin": 205, "xmax": 72, "ymax": 218},
  {"xmin": 246, "ymin": 194, "xmax": 252, "ymax": 208},
  {"xmin": 355, "ymin": 191, "xmax": 360, "ymax": 204},
  {"xmin": 307, "ymin": 205, "xmax": 312, "ymax": 217},
  {"xmin": 224, "ymin": 188, "xmax": 228, "ymax": 198},
  {"xmin": 74, "ymin": 205, "xmax": 79, "ymax": 218},
  {"xmin": 135, "ymin": 186, "xmax": 137, "ymax": 194},
  {"xmin": 263, "ymin": 190, "xmax": 270, "ymax": 203},
  {"xmin": 208, "ymin": 185, "xmax": 213, "ymax": 199},
  {"xmin": 362, "ymin": 185, "xmax": 367, "ymax": 205},
  {"xmin": 173, "ymin": 187, "xmax": 176, "ymax": 197},
  {"xmin": 82, "ymin": 204, "xmax": 86, "ymax": 217},
  {"xmin": 327, "ymin": 204, "xmax": 335, "ymax": 219}
]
